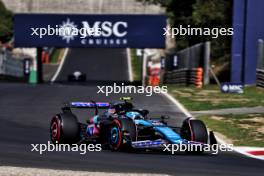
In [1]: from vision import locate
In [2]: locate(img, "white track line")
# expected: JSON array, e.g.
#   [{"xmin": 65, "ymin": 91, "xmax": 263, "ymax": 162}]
[
  {"xmin": 0, "ymin": 166, "xmax": 169, "ymax": 176},
  {"xmin": 161, "ymin": 91, "xmax": 192, "ymax": 117},
  {"xmin": 51, "ymin": 48, "xmax": 69, "ymax": 82},
  {"xmin": 233, "ymin": 147, "xmax": 264, "ymax": 161},
  {"xmin": 126, "ymin": 48, "xmax": 133, "ymax": 82},
  {"xmin": 161, "ymin": 90, "xmax": 264, "ymax": 161},
  {"xmin": 213, "ymin": 120, "xmax": 264, "ymax": 161}
]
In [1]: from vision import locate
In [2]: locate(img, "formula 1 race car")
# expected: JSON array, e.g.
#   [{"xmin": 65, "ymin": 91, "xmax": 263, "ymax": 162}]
[
  {"xmin": 50, "ymin": 97, "xmax": 217, "ymax": 152},
  {"xmin": 68, "ymin": 71, "xmax": 86, "ymax": 82}
]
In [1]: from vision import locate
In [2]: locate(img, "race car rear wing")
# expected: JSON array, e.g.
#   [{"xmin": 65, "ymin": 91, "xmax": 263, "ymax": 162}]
[
  {"xmin": 62, "ymin": 102, "xmax": 110, "ymax": 115},
  {"xmin": 69, "ymin": 102, "xmax": 110, "ymax": 108}
]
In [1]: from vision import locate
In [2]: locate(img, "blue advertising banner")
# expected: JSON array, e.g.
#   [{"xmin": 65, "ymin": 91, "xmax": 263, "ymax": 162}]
[
  {"xmin": 14, "ymin": 14, "xmax": 166, "ymax": 48},
  {"xmin": 232, "ymin": 0, "xmax": 264, "ymax": 84}
]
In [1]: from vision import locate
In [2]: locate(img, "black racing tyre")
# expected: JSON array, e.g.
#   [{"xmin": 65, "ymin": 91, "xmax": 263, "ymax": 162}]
[
  {"xmin": 180, "ymin": 118, "xmax": 208, "ymax": 153},
  {"xmin": 108, "ymin": 118, "xmax": 136, "ymax": 151},
  {"xmin": 50, "ymin": 113, "xmax": 80, "ymax": 144},
  {"xmin": 67, "ymin": 75, "xmax": 75, "ymax": 81},
  {"xmin": 180, "ymin": 118, "xmax": 208, "ymax": 143}
]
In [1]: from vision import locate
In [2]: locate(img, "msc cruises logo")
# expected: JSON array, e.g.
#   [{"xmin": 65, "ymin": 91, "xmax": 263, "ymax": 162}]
[
  {"xmin": 59, "ymin": 18, "xmax": 78, "ymax": 43},
  {"xmin": 221, "ymin": 83, "xmax": 244, "ymax": 94},
  {"xmin": 59, "ymin": 18, "xmax": 128, "ymax": 46}
]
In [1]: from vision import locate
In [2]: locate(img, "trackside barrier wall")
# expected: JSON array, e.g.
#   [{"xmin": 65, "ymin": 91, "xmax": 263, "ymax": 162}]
[
  {"xmin": 257, "ymin": 39, "xmax": 264, "ymax": 88},
  {"xmin": 165, "ymin": 43, "xmax": 203, "ymax": 71},
  {"xmin": 163, "ymin": 42, "xmax": 210, "ymax": 87},
  {"xmin": 163, "ymin": 68, "xmax": 203, "ymax": 87},
  {"xmin": 256, "ymin": 69, "xmax": 264, "ymax": 88},
  {"xmin": 0, "ymin": 48, "xmax": 24, "ymax": 78}
]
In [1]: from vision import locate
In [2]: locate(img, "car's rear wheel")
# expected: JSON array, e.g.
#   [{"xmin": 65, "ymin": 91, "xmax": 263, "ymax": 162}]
[
  {"xmin": 108, "ymin": 118, "xmax": 136, "ymax": 151},
  {"xmin": 50, "ymin": 113, "xmax": 80, "ymax": 144},
  {"xmin": 50, "ymin": 116, "xmax": 61, "ymax": 142}
]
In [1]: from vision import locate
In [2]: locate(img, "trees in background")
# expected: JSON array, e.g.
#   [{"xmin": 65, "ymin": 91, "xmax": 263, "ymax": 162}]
[
  {"xmin": 139, "ymin": 0, "xmax": 233, "ymax": 66},
  {"xmin": 192, "ymin": 0, "xmax": 233, "ymax": 65},
  {"xmin": 0, "ymin": 0, "xmax": 13, "ymax": 43}
]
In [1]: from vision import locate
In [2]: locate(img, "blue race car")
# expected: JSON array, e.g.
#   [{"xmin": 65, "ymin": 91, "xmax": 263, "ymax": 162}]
[{"xmin": 50, "ymin": 97, "xmax": 217, "ymax": 152}]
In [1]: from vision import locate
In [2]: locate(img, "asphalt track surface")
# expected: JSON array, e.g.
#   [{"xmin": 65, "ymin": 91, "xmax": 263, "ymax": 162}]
[
  {"xmin": 0, "ymin": 48, "xmax": 263, "ymax": 176},
  {"xmin": 56, "ymin": 48, "xmax": 129, "ymax": 82}
]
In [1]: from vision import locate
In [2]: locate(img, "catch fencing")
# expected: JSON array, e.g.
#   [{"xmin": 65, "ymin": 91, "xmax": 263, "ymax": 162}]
[
  {"xmin": 163, "ymin": 42, "xmax": 210, "ymax": 87},
  {"xmin": 257, "ymin": 39, "xmax": 264, "ymax": 88},
  {"xmin": 0, "ymin": 48, "xmax": 24, "ymax": 78}
]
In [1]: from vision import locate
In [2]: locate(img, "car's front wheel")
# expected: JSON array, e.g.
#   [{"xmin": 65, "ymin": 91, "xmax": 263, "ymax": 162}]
[{"xmin": 180, "ymin": 118, "xmax": 208, "ymax": 153}]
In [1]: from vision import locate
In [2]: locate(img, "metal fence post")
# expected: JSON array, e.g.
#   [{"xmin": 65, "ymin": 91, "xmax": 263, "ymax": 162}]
[
  {"xmin": 257, "ymin": 39, "xmax": 264, "ymax": 69},
  {"xmin": 141, "ymin": 49, "xmax": 146, "ymax": 86},
  {"xmin": 37, "ymin": 47, "xmax": 43, "ymax": 83},
  {"xmin": 203, "ymin": 41, "xmax": 210, "ymax": 85}
]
